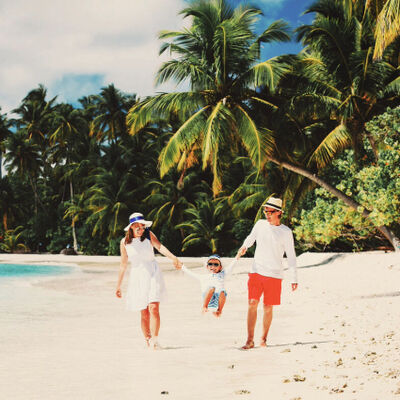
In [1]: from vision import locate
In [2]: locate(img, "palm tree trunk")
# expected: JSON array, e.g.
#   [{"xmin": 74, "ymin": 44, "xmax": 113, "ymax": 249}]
[
  {"xmin": 27, "ymin": 175, "xmax": 38, "ymax": 216},
  {"xmin": 365, "ymin": 131, "xmax": 379, "ymax": 161},
  {"xmin": 268, "ymin": 156, "xmax": 400, "ymax": 252},
  {"xmin": 0, "ymin": 153, "xmax": 2, "ymax": 179},
  {"xmin": 69, "ymin": 179, "xmax": 79, "ymax": 252},
  {"xmin": 3, "ymin": 213, "xmax": 7, "ymax": 231}
]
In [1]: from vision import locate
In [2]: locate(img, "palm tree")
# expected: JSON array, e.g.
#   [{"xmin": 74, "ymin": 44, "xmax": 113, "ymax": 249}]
[
  {"xmin": 86, "ymin": 168, "xmax": 138, "ymax": 241},
  {"xmin": 130, "ymin": 0, "xmax": 399, "ymax": 250},
  {"xmin": 4, "ymin": 131, "xmax": 44, "ymax": 214},
  {"xmin": 48, "ymin": 104, "xmax": 88, "ymax": 251},
  {"xmin": 12, "ymin": 85, "xmax": 56, "ymax": 145},
  {"xmin": 127, "ymin": 0, "xmax": 291, "ymax": 194},
  {"xmin": 176, "ymin": 198, "xmax": 227, "ymax": 253},
  {"xmin": 90, "ymin": 84, "xmax": 136, "ymax": 143},
  {"xmin": 145, "ymin": 171, "xmax": 210, "ymax": 237},
  {"xmin": 278, "ymin": 0, "xmax": 400, "ymax": 248},
  {"xmin": 0, "ymin": 109, "xmax": 12, "ymax": 180},
  {"xmin": 0, "ymin": 177, "xmax": 19, "ymax": 231}
]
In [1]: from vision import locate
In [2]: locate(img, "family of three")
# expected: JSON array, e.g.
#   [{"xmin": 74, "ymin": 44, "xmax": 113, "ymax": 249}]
[{"xmin": 115, "ymin": 197, "xmax": 298, "ymax": 350}]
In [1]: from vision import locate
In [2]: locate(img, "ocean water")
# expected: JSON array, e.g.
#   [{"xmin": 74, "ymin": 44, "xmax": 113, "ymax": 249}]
[{"xmin": 0, "ymin": 263, "xmax": 73, "ymax": 278}]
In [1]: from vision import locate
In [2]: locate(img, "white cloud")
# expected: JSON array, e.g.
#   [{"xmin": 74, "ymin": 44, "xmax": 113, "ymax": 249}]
[{"xmin": 0, "ymin": 0, "xmax": 186, "ymax": 112}]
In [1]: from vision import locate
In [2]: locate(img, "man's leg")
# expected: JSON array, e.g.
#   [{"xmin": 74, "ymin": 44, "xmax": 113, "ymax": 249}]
[
  {"xmin": 260, "ymin": 305, "xmax": 273, "ymax": 347},
  {"xmin": 242, "ymin": 299, "xmax": 259, "ymax": 349}
]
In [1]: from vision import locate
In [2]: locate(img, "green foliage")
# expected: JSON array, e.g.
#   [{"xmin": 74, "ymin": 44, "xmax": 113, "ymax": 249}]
[
  {"xmin": 294, "ymin": 107, "xmax": 400, "ymax": 250},
  {"xmin": 0, "ymin": 227, "xmax": 29, "ymax": 253},
  {"xmin": 127, "ymin": 0, "xmax": 291, "ymax": 194}
]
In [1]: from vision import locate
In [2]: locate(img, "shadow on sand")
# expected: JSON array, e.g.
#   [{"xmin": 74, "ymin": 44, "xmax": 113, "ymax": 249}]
[
  {"xmin": 358, "ymin": 291, "xmax": 400, "ymax": 299},
  {"xmin": 232, "ymin": 339, "xmax": 336, "ymax": 351},
  {"xmin": 297, "ymin": 254, "xmax": 344, "ymax": 269}
]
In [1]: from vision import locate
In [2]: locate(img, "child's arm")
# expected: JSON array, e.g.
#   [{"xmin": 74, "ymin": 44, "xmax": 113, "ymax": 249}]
[
  {"xmin": 224, "ymin": 257, "xmax": 239, "ymax": 275},
  {"xmin": 182, "ymin": 265, "xmax": 202, "ymax": 281}
]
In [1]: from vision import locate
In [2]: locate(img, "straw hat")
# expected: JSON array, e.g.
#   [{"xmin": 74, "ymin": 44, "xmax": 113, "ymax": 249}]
[
  {"xmin": 124, "ymin": 212, "xmax": 153, "ymax": 231},
  {"xmin": 262, "ymin": 197, "xmax": 283, "ymax": 212}
]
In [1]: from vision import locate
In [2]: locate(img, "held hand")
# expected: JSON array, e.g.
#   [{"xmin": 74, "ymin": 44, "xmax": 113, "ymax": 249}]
[
  {"xmin": 173, "ymin": 258, "xmax": 183, "ymax": 270},
  {"xmin": 237, "ymin": 247, "xmax": 247, "ymax": 258},
  {"xmin": 116, "ymin": 288, "xmax": 122, "ymax": 298},
  {"xmin": 291, "ymin": 283, "xmax": 298, "ymax": 291}
]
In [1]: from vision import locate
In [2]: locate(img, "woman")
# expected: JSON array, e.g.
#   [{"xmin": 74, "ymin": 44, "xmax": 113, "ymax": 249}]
[{"xmin": 116, "ymin": 212, "xmax": 182, "ymax": 349}]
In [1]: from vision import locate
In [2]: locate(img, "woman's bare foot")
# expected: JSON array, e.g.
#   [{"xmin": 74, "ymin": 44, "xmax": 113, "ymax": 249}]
[
  {"xmin": 202, "ymin": 307, "xmax": 208, "ymax": 314},
  {"xmin": 241, "ymin": 340, "xmax": 255, "ymax": 350},
  {"xmin": 145, "ymin": 337, "xmax": 151, "ymax": 348},
  {"xmin": 149, "ymin": 338, "xmax": 161, "ymax": 350},
  {"xmin": 260, "ymin": 339, "xmax": 267, "ymax": 347}
]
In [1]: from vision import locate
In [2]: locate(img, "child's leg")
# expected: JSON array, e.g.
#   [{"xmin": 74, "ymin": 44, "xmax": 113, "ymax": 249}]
[
  {"xmin": 203, "ymin": 287, "xmax": 215, "ymax": 313},
  {"xmin": 213, "ymin": 291, "xmax": 227, "ymax": 317}
]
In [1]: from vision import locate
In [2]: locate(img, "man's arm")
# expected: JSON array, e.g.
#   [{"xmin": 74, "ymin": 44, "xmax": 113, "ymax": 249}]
[
  {"xmin": 284, "ymin": 229, "xmax": 298, "ymax": 290},
  {"xmin": 224, "ymin": 258, "xmax": 239, "ymax": 275},
  {"xmin": 237, "ymin": 221, "xmax": 259, "ymax": 258}
]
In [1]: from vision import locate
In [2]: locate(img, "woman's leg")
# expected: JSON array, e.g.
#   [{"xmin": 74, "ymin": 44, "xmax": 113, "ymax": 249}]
[
  {"xmin": 140, "ymin": 308, "xmax": 151, "ymax": 345},
  {"xmin": 148, "ymin": 302, "xmax": 160, "ymax": 338}
]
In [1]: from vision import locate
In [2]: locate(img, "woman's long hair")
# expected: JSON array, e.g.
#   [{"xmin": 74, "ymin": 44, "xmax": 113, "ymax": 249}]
[{"xmin": 124, "ymin": 226, "xmax": 149, "ymax": 244}]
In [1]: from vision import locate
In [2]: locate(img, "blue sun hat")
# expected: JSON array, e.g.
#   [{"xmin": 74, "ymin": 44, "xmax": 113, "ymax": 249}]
[
  {"xmin": 207, "ymin": 254, "xmax": 221, "ymax": 262},
  {"xmin": 124, "ymin": 212, "xmax": 153, "ymax": 231}
]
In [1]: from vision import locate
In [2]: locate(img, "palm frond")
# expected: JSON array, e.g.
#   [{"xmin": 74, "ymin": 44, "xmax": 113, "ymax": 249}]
[
  {"xmin": 373, "ymin": 0, "xmax": 400, "ymax": 59},
  {"xmin": 127, "ymin": 92, "xmax": 204, "ymax": 135},
  {"xmin": 234, "ymin": 105, "xmax": 275, "ymax": 170},
  {"xmin": 307, "ymin": 123, "xmax": 352, "ymax": 169},
  {"xmin": 159, "ymin": 106, "xmax": 210, "ymax": 177}
]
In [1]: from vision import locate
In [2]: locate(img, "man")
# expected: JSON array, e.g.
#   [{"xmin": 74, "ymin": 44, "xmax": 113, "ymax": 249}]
[{"xmin": 237, "ymin": 197, "xmax": 298, "ymax": 349}]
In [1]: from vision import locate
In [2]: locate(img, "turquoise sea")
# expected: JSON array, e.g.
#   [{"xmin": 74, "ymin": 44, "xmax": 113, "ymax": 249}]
[{"xmin": 0, "ymin": 263, "xmax": 73, "ymax": 278}]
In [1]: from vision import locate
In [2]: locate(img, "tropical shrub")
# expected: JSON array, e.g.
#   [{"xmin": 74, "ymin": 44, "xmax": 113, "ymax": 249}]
[{"xmin": 294, "ymin": 107, "xmax": 400, "ymax": 251}]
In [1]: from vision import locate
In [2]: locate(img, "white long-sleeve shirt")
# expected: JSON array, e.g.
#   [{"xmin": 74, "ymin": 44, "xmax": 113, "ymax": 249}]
[
  {"xmin": 182, "ymin": 260, "xmax": 237, "ymax": 293},
  {"xmin": 242, "ymin": 219, "xmax": 298, "ymax": 283}
]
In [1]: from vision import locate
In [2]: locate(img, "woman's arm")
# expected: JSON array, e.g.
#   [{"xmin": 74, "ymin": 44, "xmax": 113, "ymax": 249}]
[
  {"xmin": 149, "ymin": 231, "xmax": 182, "ymax": 269},
  {"xmin": 116, "ymin": 239, "xmax": 128, "ymax": 298}
]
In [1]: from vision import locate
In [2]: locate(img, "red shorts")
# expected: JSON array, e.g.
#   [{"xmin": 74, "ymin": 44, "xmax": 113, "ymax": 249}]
[{"xmin": 248, "ymin": 273, "xmax": 282, "ymax": 305}]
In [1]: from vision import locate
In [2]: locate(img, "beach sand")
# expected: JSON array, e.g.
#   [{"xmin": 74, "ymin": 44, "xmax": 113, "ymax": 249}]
[{"xmin": 0, "ymin": 251, "xmax": 399, "ymax": 399}]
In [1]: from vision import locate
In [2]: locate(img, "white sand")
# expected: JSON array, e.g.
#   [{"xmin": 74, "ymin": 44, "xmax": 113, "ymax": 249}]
[{"xmin": 0, "ymin": 251, "xmax": 399, "ymax": 399}]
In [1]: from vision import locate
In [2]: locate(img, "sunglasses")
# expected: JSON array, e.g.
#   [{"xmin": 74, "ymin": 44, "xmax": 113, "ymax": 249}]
[
  {"xmin": 207, "ymin": 262, "xmax": 221, "ymax": 267},
  {"xmin": 264, "ymin": 210, "xmax": 278, "ymax": 215}
]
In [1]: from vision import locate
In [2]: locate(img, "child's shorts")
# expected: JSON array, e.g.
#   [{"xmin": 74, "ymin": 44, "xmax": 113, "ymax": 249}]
[{"xmin": 203, "ymin": 288, "xmax": 227, "ymax": 309}]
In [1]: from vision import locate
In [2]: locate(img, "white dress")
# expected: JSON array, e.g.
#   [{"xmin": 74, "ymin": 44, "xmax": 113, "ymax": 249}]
[{"xmin": 124, "ymin": 237, "xmax": 166, "ymax": 311}]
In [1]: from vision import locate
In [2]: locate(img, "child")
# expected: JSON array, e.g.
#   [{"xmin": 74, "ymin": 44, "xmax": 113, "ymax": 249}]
[{"xmin": 182, "ymin": 254, "xmax": 238, "ymax": 317}]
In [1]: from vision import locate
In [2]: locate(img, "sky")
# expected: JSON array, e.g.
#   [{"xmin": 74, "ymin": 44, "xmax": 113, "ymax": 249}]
[{"xmin": 0, "ymin": 0, "xmax": 314, "ymax": 114}]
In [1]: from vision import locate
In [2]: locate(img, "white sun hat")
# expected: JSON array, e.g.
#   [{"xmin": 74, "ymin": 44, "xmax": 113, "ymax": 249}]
[
  {"xmin": 124, "ymin": 212, "xmax": 153, "ymax": 231},
  {"xmin": 262, "ymin": 197, "xmax": 283, "ymax": 211}
]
